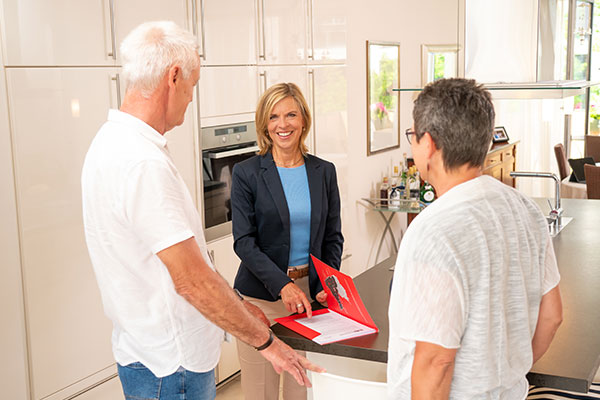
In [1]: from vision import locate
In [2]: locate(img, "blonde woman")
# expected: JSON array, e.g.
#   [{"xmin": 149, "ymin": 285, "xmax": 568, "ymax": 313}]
[{"xmin": 231, "ymin": 83, "xmax": 344, "ymax": 399}]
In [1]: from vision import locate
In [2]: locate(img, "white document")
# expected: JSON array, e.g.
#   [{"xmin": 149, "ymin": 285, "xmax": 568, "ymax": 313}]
[{"xmin": 294, "ymin": 309, "xmax": 377, "ymax": 345}]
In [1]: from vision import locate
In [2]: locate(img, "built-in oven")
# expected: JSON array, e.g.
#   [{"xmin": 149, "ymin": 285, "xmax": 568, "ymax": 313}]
[{"xmin": 202, "ymin": 121, "xmax": 258, "ymax": 240}]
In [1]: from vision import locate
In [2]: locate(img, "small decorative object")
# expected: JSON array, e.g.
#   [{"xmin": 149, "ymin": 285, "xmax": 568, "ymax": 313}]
[
  {"xmin": 492, "ymin": 126, "xmax": 509, "ymax": 143},
  {"xmin": 367, "ymin": 41, "xmax": 400, "ymax": 156}
]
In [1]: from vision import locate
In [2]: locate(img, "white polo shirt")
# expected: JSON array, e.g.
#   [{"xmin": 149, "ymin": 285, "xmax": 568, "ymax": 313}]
[
  {"xmin": 82, "ymin": 110, "xmax": 222, "ymax": 377},
  {"xmin": 388, "ymin": 176, "xmax": 560, "ymax": 399}
]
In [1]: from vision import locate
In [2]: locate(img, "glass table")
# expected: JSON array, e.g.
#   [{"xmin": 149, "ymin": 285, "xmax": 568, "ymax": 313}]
[{"xmin": 361, "ymin": 198, "xmax": 426, "ymax": 265}]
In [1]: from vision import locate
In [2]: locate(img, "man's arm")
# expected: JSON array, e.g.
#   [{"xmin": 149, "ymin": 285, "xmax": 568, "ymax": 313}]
[
  {"xmin": 411, "ymin": 341, "xmax": 457, "ymax": 400},
  {"xmin": 157, "ymin": 237, "xmax": 324, "ymax": 386},
  {"xmin": 532, "ymin": 285, "xmax": 563, "ymax": 363}
]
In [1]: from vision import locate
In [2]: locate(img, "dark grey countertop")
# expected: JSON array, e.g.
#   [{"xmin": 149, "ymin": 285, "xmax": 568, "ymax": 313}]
[{"xmin": 272, "ymin": 198, "xmax": 600, "ymax": 393}]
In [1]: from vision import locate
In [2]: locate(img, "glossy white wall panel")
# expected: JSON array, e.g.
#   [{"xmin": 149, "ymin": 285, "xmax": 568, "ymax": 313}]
[
  {"xmin": 310, "ymin": 0, "xmax": 347, "ymax": 62},
  {"xmin": 201, "ymin": 0, "xmax": 257, "ymax": 65},
  {"xmin": 1, "ymin": 0, "xmax": 112, "ymax": 66},
  {"xmin": 6, "ymin": 68, "xmax": 116, "ymax": 399},
  {"xmin": 0, "ymin": 51, "xmax": 30, "ymax": 400},
  {"xmin": 113, "ymin": 0, "xmax": 189, "ymax": 64},
  {"xmin": 199, "ymin": 66, "xmax": 258, "ymax": 120},
  {"xmin": 261, "ymin": 0, "xmax": 308, "ymax": 64}
]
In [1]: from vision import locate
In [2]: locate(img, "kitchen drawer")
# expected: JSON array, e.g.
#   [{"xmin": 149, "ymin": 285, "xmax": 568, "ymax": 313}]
[{"xmin": 484, "ymin": 152, "xmax": 502, "ymax": 168}]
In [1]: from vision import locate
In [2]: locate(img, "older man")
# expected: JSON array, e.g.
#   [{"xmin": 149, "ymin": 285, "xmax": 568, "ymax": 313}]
[
  {"xmin": 82, "ymin": 21, "xmax": 321, "ymax": 400},
  {"xmin": 387, "ymin": 78, "xmax": 563, "ymax": 399}
]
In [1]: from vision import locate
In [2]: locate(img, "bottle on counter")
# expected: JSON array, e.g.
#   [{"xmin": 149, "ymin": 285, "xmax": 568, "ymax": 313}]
[
  {"xmin": 420, "ymin": 181, "xmax": 436, "ymax": 205},
  {"xmin": 380, "ymin": 177, "xmax": 390, "ymax": 206},
  {"xmin": 410, "ymin": 171, "xmax": 421, "ymax": 199},
  {"xmin": 397, "ymin": 162, "xmax": 407, "ymax": 200},
  {"xmin": 389, "ymin": 185, "xmax": 401, "ymax": 209}
]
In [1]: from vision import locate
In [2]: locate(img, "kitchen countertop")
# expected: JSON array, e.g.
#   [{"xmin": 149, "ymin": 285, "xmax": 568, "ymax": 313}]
[{"xmin": 272, "ymin": 198, "xmax": 600, "ymax": 393}]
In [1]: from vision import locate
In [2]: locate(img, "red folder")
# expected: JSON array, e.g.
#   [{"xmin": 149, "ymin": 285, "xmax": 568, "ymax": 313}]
[{"xmin": 275, "ymin": 255, "xmax": 378, "ymax": 345}]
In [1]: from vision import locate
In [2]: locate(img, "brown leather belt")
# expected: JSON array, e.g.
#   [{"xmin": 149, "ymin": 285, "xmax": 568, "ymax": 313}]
[{"xmin": 287, "ymin": 265, "xmax": 309, "ymax": 280}]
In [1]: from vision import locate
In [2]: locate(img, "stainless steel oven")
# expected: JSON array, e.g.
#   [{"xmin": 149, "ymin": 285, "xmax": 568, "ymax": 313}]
[{"xmin": 202, "ymin": 121, "xmax": 258, "ymax": 240}]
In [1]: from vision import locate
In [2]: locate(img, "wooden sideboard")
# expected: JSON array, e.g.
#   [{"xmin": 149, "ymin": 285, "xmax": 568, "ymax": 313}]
[{"xmin": 483, "ymin": 141, "xmax": 518, "ymax": 187}]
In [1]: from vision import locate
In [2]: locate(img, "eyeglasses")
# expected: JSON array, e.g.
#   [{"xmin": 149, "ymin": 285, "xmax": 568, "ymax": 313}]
[{"xmin": 405, "ymin": 128, "xmax": 417, "ymax": 144}]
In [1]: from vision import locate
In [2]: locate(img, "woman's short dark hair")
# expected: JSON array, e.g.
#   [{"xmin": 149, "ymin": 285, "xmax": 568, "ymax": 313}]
[{"xmin": 413, "ymin": 78, "xmax": 495, "ymax": 171}]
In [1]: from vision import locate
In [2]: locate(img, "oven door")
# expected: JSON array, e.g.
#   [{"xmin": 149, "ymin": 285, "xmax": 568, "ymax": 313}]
[{"xmin": 202, "ymin": 143, "xmax": 259, "ymax": 241}]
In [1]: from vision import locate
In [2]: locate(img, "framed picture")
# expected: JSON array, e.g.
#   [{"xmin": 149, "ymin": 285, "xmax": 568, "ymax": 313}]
[
  {"xmin": 366, "ymin": 41, "xmax": 400, "ymax": 156},
  {"xmin": 492, "ymin": 126, "xmax": 509, "ymax": 143}
]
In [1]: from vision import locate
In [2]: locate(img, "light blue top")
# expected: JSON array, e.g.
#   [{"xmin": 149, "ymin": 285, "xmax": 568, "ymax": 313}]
[{"xmin": 277, "ymin": 164, "xmax": 311, "ymax": 266}]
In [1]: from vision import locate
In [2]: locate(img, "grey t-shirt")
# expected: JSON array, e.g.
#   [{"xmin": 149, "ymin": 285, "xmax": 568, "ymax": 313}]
[{"xmin": 388, "ymin": 175, "xmax": 560, "ymax": 399}]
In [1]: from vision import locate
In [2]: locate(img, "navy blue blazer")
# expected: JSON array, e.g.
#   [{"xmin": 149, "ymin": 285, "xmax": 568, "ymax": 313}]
[{"xmin": 231, "ymin": 152, "xmax": 344, "ymax": 301}]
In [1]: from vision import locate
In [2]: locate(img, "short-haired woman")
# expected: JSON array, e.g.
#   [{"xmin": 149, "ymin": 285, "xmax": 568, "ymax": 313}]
[{"xmin": 231, "ymin": 83, "xmax": 344, "ymax": 399}]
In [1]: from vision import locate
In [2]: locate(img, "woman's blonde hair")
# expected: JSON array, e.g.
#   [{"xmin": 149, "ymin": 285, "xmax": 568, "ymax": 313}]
[{"xmin": 255, "ymin": 83, "xmax": 312, "ymax": 156}]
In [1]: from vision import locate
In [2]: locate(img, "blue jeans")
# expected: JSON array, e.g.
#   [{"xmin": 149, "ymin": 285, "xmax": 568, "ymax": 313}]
[{"xmin": 117, "ymin": 362, "xmax": 216, "ymax": 400}]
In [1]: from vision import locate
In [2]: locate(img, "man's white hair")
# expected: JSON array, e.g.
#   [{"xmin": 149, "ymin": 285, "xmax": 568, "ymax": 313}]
[{"xmin": 120, "ymin": 21, "xmax": 199, "ymax": 98}]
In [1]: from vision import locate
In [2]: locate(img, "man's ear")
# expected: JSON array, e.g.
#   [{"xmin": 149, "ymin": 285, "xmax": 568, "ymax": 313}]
[{"xmin": 167, "ymin": 66, "xmax": 180, "ymax": 89}]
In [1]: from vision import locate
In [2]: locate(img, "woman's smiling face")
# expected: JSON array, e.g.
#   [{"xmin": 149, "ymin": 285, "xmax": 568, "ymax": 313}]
[{"xmin": 267, "ymin": 96, "xmax": 305, "ymax": 154}]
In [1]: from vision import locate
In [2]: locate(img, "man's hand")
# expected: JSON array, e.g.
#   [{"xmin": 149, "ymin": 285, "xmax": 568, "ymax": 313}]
[
  {"xmin": 259, "ymin": 336, "xmax": 325, "ymax": 387},
  {"xmin": 316, "ymin": 290, "xmax": 327, "ymax": 307},
  {"xmin": 243, "ymin": 301, "xmax": 270, "ymax": 327},
  {"xmin": 280, "ymin": 282, "xmax": 312, "ymax": 317}
]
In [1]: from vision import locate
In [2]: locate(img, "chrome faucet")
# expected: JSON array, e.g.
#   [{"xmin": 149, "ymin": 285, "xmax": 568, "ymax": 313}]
[{"xmin": 509, "ymin": 171, "xmax": 567, "ymax": 235}]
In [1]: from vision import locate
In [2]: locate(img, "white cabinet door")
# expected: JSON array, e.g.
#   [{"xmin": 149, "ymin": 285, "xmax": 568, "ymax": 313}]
[
  {"xmin": 0, "ymin": 61, "xmax": 29, "ymax": 399},
  {"xmin": 207, "ymin": 235, "xmax": 241, "ymax": 384},
  {"xmin": 72, "ymin": 375, "xmax": 123, "ymax": 400},
  {"xmin": 258, "ymin": 65, "xmax": 308, "ymax": 97},
  {"xmin": 259, "ymin": 0, "xmax": 308, "ymax": 65},
  {"xmin": 199, "ymin": 66, "xmax": 258, "ymax": 122},
  {"xmin": 309, "ymin": 66, "xmax": 349, "ymax": 256},
  {"xmin": 164, "ymin": 99, "xmax": 199, "ymax": 206},
  {"xmin": 309, "ymin": 0, "xmax": 347, "ymax": 63},
  {"xmin": 200, "ymin": 0, "xmax": 257, "ymax": 66},
  {"xmin": 113, "ymin": 0, "xmax": 190, "ymax": 64},
  {"xmin": 0, "ymin": 0, "xmax": 113, "ymax": 66},
  {"xmin": 6, "ymin": 68, "xmax": 118, "ymax": 400}
]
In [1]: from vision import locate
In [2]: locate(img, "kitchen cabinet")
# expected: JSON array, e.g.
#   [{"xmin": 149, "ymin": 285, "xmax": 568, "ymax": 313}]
[
  {"xmin": 482, "ymin": 142, "xmax": 518, "ymax": 187},
  {"xmin": 0, "ymin": 59, "xmax": 29, "ymax": 399},
  {"xmin": 5, "ymin": 67, "xmax": 197, "ymax": 399},
  {"xmin": 197, "ymin": 0, "xmax": 257, "ymax": 66},
  {"xmin": 1, "ymin": 0, "xmax": 112, "ymax": 66},
  {"xmin": 70, "ymin": 375, "xmax": 123, "ymax": 400},
  {"xmin": 199, "ymin": 65, "xmax": 258, "ymax": 124},
  {"xmin": 310, "ymin": 0, "xmax": 347, "ymax": 63},
  {"xmin": 309, "ymin": 65, "xmax": 349, "ymax": 251},
  {"xmin": 6, "ymin": 67, "xmax": 118, "ymax": 400},
  {"xmin": 259, "ymin": 0, "xmax": 308, "ymax": 64},
  {"xmin": 258, "ymin": 65, "xmax": 309, "ymax": 98},
  {"xmin": 206, "ymin": 234, "xmax": 241, "ymax": 384},
  {"xmin": 0, "ymin": 0, "xmax": 189, "ymax": 66}
]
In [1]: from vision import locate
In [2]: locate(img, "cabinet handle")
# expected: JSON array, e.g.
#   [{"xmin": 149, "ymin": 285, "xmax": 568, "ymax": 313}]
[
  {"xmin": 259, "ymin": 71, "xmax": 267, "ymax": 94},
  {"xmin": 307, "ymin": 0, "xmax": 314, "ymax": 60},
  {"xmin": 308, "ymin": 69, "xmax": 316, "ymax": 153},
  {"xmin": 192, "ymin": 0, "xmax": 206, "ymax": 60},
  {"xmin": 258, "ymin": 0, "xmax": 266, "ymax": 60},
  {"xmin": 107, "ymin": 0, "xmax": 117, "ymax": 59},
  {"xmin": 111, "ymin": 74, "xmax": 122, "ymax": 109}
]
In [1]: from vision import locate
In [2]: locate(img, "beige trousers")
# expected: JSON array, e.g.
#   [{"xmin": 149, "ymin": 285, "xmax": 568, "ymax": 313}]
[{"xmin": 236, "ymin": 276, "xmax": 309, "ymax": 400}]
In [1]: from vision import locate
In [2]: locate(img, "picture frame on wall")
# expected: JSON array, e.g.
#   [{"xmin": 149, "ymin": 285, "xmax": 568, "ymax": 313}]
[
  {"xmin": 366, "ymin": 40, "xmax": 400, "ymax": 156},
  {"xmin": 492, "ymin": 126, "xmax": 509, "ymax": 143}
]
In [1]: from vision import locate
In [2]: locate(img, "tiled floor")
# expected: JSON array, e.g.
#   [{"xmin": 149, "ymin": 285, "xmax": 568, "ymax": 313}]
[
  {"xmin": 215, "ymin": 374, "xmax": 244, "ymax": 400},
  {"xmin": 215, "ymin": 373, "xmax": 285, "ymax": 400}
]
